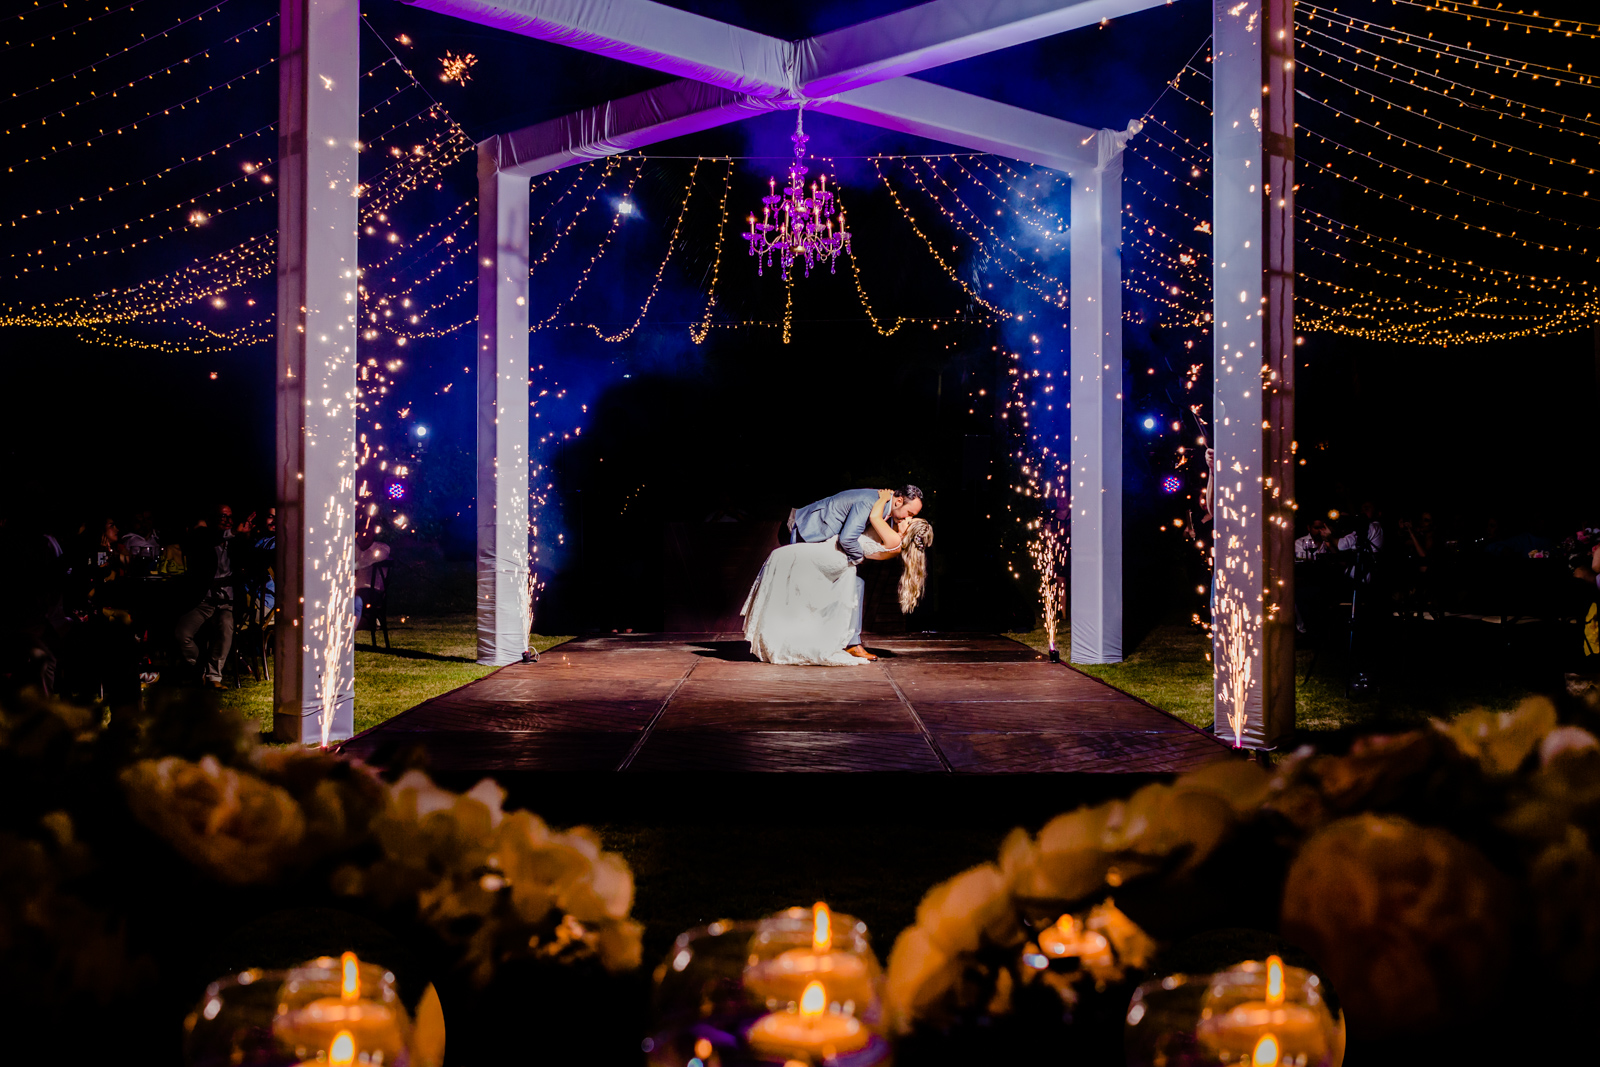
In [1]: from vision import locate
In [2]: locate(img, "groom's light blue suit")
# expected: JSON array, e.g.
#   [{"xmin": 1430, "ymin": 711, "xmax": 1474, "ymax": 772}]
[{"xmin": 789, "ymin": 488, "xmax": 883, "ymax": 648}]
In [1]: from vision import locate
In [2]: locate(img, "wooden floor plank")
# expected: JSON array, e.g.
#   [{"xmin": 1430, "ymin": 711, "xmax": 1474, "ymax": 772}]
[
  {"xmin": 338, "ymin": 633, "xmax": 1230, "ymax": 774},
  {"xmin": 624, "ymin": 730, "xmax": 946, "ymax": 772}
]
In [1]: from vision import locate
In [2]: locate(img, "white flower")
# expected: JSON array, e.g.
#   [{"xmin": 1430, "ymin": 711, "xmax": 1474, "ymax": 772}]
[
  {"xmin": 463, "ymin": 778, "xmax": 506, "ymax": 827},
  {"xmin": 1540, "ymin": 726, "xmax": 1599, "ymax": 767},
  {"xmin": 915, "ymin": 863, "xmax": 1017, "ymax": 955},
  {"xmin": 884, "ymin": 926, "xmax": 958, "ymax": 1034},
  {"xmin": 391, "ymin": 769, "xmax": 457, "ymax": 818}
]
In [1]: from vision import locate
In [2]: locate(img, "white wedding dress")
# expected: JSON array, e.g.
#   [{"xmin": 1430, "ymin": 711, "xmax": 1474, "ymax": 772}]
[{"xmin": 741, "ymin": 534, "xmax": 891, "ymax": 666}]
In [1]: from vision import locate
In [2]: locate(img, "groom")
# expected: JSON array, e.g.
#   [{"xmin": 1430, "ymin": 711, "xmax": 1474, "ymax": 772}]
[{"xmin": 789, "ymin": 485, "xmax": 924, "ymax": 661}]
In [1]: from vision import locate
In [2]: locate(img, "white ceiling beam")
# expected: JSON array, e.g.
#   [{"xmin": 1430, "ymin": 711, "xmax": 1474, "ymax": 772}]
[
  {"xmin": 399, "ymin": 0, "xmax": 793, "ymax": 95},
  {"xmin": 816, "ymin": 77, "xmax": 1105, "ymax": 175},
  {"xmin": 406, "ymin": 0, "xmax": 1173, "ymax": 105},
  {"xmin": 484, "ymin": 78, "xmax": 782, "ymax": 177},
  {"xmin": 483, "ymin": 74, "xmax": 1116, "ymax": 179},
  {"xmin": 798, "ymin": 0, "xmax": 1174, "ymax": 96}
]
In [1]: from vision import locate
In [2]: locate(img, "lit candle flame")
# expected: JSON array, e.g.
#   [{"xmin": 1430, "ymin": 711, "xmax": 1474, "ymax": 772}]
[
  {"xmin": 1265, "ymin": 955, "xmax": 1284, "ymax": 1006},
  {"xmin": 1055, "ymin": 914, "xmax": 1075, "ymax": 938},
  {"xmin": 813, "ymin": 902, "xmax": 832, "ymax": 953},
  {"xmin": 340, "ymin": 952, "xmax": 359, "ymax": 1001},
  {"xmin": 1251, "ymin": 1033, "xmax": 1280, "ymax": 1067},
  {"xmin": 799, "ymin": 980, "xmax": 826, "ymax": 1018},
  {"xmin": 329, "ymin": 1029, "xmax": 357, "ymax": 1067}
]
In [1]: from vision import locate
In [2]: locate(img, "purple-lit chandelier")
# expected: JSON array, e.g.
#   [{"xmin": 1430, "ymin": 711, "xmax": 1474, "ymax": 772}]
[{"xmin": 743, "ymin": 109, "xmax": 851, "ymax": 280}]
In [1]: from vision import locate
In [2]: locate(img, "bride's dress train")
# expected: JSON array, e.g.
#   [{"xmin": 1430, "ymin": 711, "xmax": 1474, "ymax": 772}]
[{"xmin": 741, "ymin": 535, "xmax": 883, "ymax": 666}]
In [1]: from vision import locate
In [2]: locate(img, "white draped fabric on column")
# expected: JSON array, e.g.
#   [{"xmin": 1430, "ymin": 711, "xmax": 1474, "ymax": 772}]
[
  {"xmin": 273, "ymin": 0, "xmax": 360, "ymax": 744},
  {"xmin": 1068, "ymin": 133, "xmax": 1125, "ymax": 665},
  {"xmin": 1211, "ymin": 0, "xmax": 1296, "ymax": 748},
  {"xmin": 476, "ymin": 153, "xmax": 532, "ymax": 666}
]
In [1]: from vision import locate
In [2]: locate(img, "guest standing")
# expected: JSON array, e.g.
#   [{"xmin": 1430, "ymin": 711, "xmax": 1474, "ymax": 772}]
[{"xmin": 173, "ymin": 505, "xmax": 238, "ymax": 688}]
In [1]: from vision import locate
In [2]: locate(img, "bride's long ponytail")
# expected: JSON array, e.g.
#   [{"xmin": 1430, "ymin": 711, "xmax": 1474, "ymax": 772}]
[{"xmin": 898, "ymin": 518, "xmax": 934, "ymax": 613}]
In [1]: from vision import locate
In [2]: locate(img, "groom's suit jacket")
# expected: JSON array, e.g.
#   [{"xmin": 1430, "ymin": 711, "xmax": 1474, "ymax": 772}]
[{"xmin": 792, "ymin": 488, "xmax": 883, "ymax": 564}]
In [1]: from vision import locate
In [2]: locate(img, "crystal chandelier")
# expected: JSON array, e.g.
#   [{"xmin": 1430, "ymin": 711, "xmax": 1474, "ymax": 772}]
[{"xmin": 743, "ymin": 109, "xmax": 851, "ymax": 280}]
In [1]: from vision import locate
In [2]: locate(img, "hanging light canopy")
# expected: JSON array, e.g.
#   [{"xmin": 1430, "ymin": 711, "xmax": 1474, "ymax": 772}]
[{"xmin": 743, "ymin": 109, "xmax": 851, "ymax": 280}]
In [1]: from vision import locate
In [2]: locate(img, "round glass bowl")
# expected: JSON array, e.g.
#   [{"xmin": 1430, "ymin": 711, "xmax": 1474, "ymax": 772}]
[
  {"xmin": 647, "ymin": 911, "xmax": 889, "ymax": 1067},
  {"xmin": 184, "ymin": 969, "xmax": 296, "ymax": 1067},
  {"xmin": 272, "ymin": 955, "xmax": 414, "ymax": 1066},
  {"xmin": 1195, "ymin": 959, "xmax": 1342, "ymax": 1067},
  {"xmin": 1124, "ymin": 973, "xmax": 1211, "ymax": 1067},
  {"xmin": 743, "ymin": 907, "xmax": 881, "ymax": 1020}
]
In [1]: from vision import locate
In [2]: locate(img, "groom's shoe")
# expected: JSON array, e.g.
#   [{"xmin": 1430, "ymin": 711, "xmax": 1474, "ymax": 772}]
[{"xmin": 846, "ymin": 645, "xmax": 878, "ymax": 662}]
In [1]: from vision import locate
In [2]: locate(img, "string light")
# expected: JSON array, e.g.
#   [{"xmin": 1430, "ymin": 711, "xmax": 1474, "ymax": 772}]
[
  {"xmin": 870, "ymin": 156, "xmax": 1005, "ymax": 317},
  {"xmin": 7, "ymin": 53, "xmax": 278, "ymax": 169},
  {"xmin": 899, "ymin": 157, "xmax": 1069, "ymax": 307},
  {"xmin": 9, "ymin": 0, "xmax": 238, "ymax": 100},
  {"xmin": 1296, "ymin": 82, "xmax": 1597, "ymax": 183},
  {"xmin": 3, "ymin": 0, "xmax": 148, "ymax": 50},
  {"xmin": 1294, "ymin": 30, "xmax": 1600, "ymax": 138},
  {"xmin": 7, "ymin": 14, "xmax": 276, "ymax": 132},
  {"xmin": 1389, "ymin": 0, "xmax": 1600, "ymax": 40},
  {"xmin": 529, "ymin": 160, "xmax": 644, "ymax": 332},
  {"xmin": 591, "ymin": 158, "xmax": 702, "ymax": 342},
  {"xmin": 6, "ymin": 119, "xmax": 275, "ymax": 226},
  {"xmin": 689, "ymin": 157, "xmax": 734, "ymax": 344},
  {"xmin": 1298, "ymin": 3, "xmax": 1599, "ymax": 88},
  {"xmin": 1296, "ymin": 126, "xmax": 1599, "ymax": 240}
]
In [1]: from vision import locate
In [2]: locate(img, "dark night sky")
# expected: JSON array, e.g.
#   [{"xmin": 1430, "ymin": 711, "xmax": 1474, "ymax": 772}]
[{"xmin": 0, "ymin": 0, "xmax": 1594, "ymax": 628}]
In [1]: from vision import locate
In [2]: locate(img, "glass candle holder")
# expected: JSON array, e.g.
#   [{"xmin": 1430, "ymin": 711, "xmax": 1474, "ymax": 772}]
[
  {"xmin": 647, "ymin": 919, "xmax": 764, "ymax": 1067},
  {"xmin": 1195, "ymin": 956, "xmax": 1342, "ymax": 1067},
  {"xmin": 647, "ymin": 910, "xmax": 890, "ymax": 1067},
  {"xmin": 184, "ymin": 969, "xmax": 295, "ymax": 1067},
  {"xmin": 1123, "ymin": 973, "xmax": 1211, "ymax": 1067},
  {"xmin": 272, "ymin": 953, "xmax": 414, "ymax": 1066},
  {"xmin": 743, "ymin": 905, "xmax": 881, "ymax": 1020}
]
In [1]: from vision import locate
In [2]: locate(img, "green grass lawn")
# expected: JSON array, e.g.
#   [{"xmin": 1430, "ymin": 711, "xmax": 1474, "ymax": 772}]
[
  {"xmin": 1005, "ymin": 620, "xmax": 1534, "ymax": 736},
  {"xmin": 221, "ymin": 615, "xmax": 571, "ymax": 737}
]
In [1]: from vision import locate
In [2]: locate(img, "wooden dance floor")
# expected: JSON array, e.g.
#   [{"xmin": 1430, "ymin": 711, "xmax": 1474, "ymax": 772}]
[{"xmin": 339, "ymin": 633, "xmax": 1230, "ymax": 773}]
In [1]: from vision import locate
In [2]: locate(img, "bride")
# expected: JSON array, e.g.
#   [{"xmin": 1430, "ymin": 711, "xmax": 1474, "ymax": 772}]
[{"xmin": 742, "ymin": 489, "xmax": 935, "ymax": 665}]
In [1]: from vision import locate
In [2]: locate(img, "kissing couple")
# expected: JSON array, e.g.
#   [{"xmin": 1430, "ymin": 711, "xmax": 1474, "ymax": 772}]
[{"xmin": 740, "ymin": 486, "xmax": 934, "ymax": 666}]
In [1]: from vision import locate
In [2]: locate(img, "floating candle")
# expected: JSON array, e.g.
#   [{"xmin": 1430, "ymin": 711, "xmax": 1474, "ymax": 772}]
[
  {"xmin": 1196, "ymin": 956, "xmax": 1336, "ymax": 1066},
  {"xmin": 745, "ymin": 903, "xmax": 874, "ymax": 1010},
  {"xmin": 1036, "ymin": 914, "xmax": 1109, "ymax": 960},
  {"xmin": 746, "ymin": 981, "xmax": 870, "ymax": 1062},
  {"xmin": 273, "ymin": 952, "xmax": 411, "ymax": 1067}
]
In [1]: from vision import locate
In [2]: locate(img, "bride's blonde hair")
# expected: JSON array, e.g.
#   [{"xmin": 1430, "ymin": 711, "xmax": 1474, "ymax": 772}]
[{"xmin": 898, "ymin": 518, "xmax": 934, "ymax": 613}]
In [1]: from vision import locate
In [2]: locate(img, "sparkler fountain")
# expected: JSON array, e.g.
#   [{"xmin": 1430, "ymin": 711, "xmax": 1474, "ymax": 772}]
[{"xmin": 1030, "ymin": 520, "xmax": 1069, "ymax": 662}]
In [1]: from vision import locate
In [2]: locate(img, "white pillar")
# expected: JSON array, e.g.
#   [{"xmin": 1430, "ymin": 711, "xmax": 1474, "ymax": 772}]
[
  {"xmin": 1068, "ymin": 137, "xmax": 1125, "ymax": 664},
  {"xmin": 475, "ymin": 149, "xmax": 531, "ymax": 665},
  {"xmin": 273, "ymin": 0, "xmax": 360, "ymax": 745},
  {"xmin": 1211, "ymin": 0, "xmax": 1295, "ymax": 748}
]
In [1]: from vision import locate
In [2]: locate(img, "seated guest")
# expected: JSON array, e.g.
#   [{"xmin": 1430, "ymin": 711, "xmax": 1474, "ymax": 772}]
[
  {"xmin": 173, "ymin": 505, "xmax": 238, "ymax": 688},
  {"xmin": 1295, "ymin": 518, "xmax": 1335, "ymax": 560},
  {"xmin": 119, "ymin": 511, "xmax": 161, "ymax": 569},
  {"xmin": 1571, "ymin": 536, "xmax": 1600, "ymax": 590},
  {"xmin": 1336, "ymin": 499, "xmax": 1385, "ymax": 553},
  {"xmin": 1398, "ymin": 510, "xmax": 1436, "ymax": 563},
  {"xmin": 250, "ymin": 507, "xmax": 277, "ymax": 615}
]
